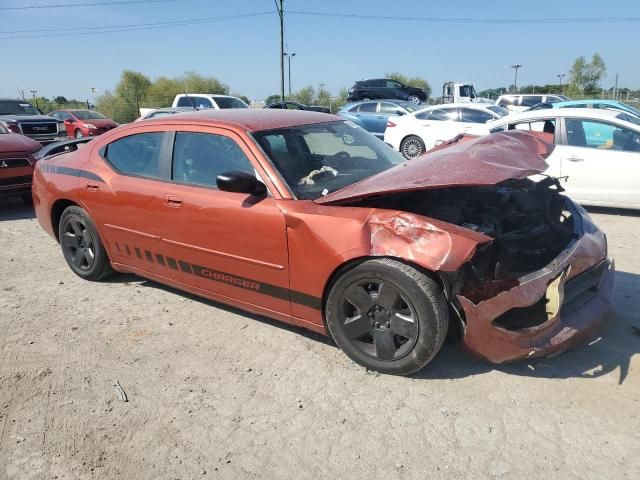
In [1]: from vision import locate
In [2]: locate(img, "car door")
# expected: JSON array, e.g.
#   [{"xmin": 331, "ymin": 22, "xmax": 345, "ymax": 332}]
[
  {"xmin": 352, "ymin": 102, "xmax": 380, "ymax": 133},
  {"xmin": 415, "ymin": 107, "xmax": 460, "ymax": 149},
  {"xmin": 558, "ymin": 117, "xmax": 640, "ymax": 207},
  {"xmin": 80, "ymin": 129, "xmax": 173, "ymax": 276},
  {"xmin": 156, "ymin": 127, "xmax": 291, "ymax": 314},
  {"xmin": 459, "ymin": 108, "xmax": 495, "ymax": 135}
]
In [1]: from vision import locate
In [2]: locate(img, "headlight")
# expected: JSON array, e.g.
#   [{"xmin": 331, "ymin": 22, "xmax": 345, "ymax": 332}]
[
  {"xmin": 83, "ymin": 123, "xmax": 98, "ymax": 129},
  {"xmin": 0, "ymin": 120, "xmax": 19, "ymax": 133}
]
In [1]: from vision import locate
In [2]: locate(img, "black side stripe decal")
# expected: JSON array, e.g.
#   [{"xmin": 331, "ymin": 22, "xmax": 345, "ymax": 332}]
[
  {"xmin": 122, "ymin": 243, "xmax": 321, "ymax": 310},
  {"xmin": 40, "ymin": 163, "xmax": 105, "ymax": 183}
]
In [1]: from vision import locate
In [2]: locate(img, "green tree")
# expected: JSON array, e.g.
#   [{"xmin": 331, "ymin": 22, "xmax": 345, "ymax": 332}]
[
  {"xmin": 386, "ymin": 72, "xmax": 432, "ymax": 98},
  {"xmin": 179, "ymin": 71, "xmax": 229, "ymax": 95},
  {"xmin": 293, "ymin": 86, "xmax": 315, "ymax": 105},
  {"xmin": 569, "ymin": 53, "xmax": 607, "ymax": 94},
  {"xmin": 114, "ymin": 70, "xmax": 152, "ymax": 121},
  {"xmin": 265, "ymin": 94, "xmax": 281, "ymax": 105},
  {"xmin": 144, "ymin": 76, "xmax": 182, "ymax": 108}
]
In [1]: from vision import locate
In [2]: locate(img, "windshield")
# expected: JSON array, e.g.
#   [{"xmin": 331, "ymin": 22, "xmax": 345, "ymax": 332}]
[
  {"xmin": 486, "ymin": 105, "xmax": 509, "ymax": 117},
  {"xmin": 215, "ymin": 97, "xmax": 249, "ymax": 109},
  {"xmin": 252, "ymin": 121, "xmax": 404, "ymax": 200},
  {"xmin": 394, "ymin": 101, "xmax": 420, "ymax": 113},
  {"xmin": 72, "ymin": 110, "xmax": 106, "ymax": 120},
  {"xmin": 0, "ymin": 100, "xmax": 39, "ymax": 115},
  {"xmin": 616, "ymin": 112, "xmax": 640, "ymax": 127}
]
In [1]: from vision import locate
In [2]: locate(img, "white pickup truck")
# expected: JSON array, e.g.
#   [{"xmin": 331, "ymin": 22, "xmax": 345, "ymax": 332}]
[{"xmin": 171, "ymin": 94, "xmax": 249, "ymax": 110}]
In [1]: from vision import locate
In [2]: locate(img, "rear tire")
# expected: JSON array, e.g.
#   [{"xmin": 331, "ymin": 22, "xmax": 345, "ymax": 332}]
[
  {"xmin": 59, "ymin": 206, "xmax": 113, "ymax": 281},
  {"xmin": 400, "ymin": 135, "xmax": 426, "ymax": 159},
  {"xmin": 325, "ymin": 259, "xmax": 448, "ymax": 375},
  {"xmin": 408, "ymin": 95, "xmax": 421, "ymax": 104}
]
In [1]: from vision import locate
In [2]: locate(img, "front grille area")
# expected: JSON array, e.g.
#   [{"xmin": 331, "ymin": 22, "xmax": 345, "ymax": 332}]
[
  {"xmin": 19, "ymin": 122, "xmax": 58, "ymax": 135},
  {"xmin": 0, "ymin": 175, "xmax": 31, "ymax": 187},
  {"xmin": 492, "ymin": 261, "xmax": 607, "ymax": 332},
  {"xmin": 562, "ymin": 260, "xmax": 607, "ymax": 311},
  {"xmin": 0, "ymin": 158, "xmax": 31, "ymax": 168}
]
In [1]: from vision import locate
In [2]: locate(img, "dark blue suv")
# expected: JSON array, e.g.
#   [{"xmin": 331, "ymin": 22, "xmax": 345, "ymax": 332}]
[{"xmin": 347, "ymin": 79, "xmax": 427, "ymax": 104}]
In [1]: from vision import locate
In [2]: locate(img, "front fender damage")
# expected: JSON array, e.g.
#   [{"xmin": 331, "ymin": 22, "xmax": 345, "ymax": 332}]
[{"xmin": 366, "ymin": 210, "xmax": 492, "ymax": 272}]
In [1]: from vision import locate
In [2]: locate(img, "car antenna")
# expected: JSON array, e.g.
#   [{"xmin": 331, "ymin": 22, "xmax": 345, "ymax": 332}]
[{"xmin": 184, "ymin": 91, "xmax": 198, "ymax": 111}]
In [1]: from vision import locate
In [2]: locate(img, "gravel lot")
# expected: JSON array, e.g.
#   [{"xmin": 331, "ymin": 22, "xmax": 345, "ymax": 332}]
[{"xmin": 1, "ymin": 198, "xmax": 639, "ymax": 480}]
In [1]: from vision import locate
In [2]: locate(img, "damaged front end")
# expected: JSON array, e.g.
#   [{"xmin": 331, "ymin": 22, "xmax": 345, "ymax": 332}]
[
  {"xmin": 358, "ymin": 177, "xmax": 613, "ymax": 363},
  {"xmin": 316, "ymin": 131, "xmax": 613, "ymax": 363}
]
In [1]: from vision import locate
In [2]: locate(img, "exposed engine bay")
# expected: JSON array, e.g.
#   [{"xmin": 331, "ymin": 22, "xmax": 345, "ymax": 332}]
[{"xmin": 349, "ymin": 177, "xmax": 576, "ymax": 303}]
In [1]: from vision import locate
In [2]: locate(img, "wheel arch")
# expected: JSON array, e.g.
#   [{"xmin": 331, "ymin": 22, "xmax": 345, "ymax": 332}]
[
  {"xmin": 321, "ymin": 255, "xmax": 448, "ymax": 324},
  {"xmin": 51, "ymin": 199, "xmax": 80, "ymax": 242}
]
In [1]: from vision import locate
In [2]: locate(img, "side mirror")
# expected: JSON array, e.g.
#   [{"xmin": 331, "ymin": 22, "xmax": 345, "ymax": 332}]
[
  {"xmin": 64, "ymin": 119, "xmax": 75, "ymax": 124},
  {"xmin": 395, "ymin": 110, "xmax": 405, "ymax": 116},
  {"xmin": 217, "ymin": 170, "xmax": 266, "ymax": 196}
]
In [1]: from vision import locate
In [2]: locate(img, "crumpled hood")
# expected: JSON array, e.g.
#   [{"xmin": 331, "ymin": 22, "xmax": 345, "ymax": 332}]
[{"xmin": 315, "ymin": 131, "xmax": 554, "ymax": 205}]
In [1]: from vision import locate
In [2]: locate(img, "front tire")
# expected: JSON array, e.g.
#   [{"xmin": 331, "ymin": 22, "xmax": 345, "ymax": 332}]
[
  {"xmin": 59, "ymin": 206, "xmax": 113, "ymax": 281},
  {"xmin": 75, "ymin": 129, "xmax": 84, "ymax": 138},
  {"xmin": 400, "ymin": 135, "xmax": 426, "ymax": 159},
  {"xmin": 325, "ymin": 259, "xmax": 448, "ymax": 375}
]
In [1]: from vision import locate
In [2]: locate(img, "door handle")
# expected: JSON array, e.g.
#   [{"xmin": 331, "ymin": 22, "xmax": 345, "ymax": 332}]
[
  {"xmin": 85, "ymin": 181, "xmax": 99, "ymax": 192},
  {"xmin": 567, "ymin": 156, "xmax": 584, "ymax": 162},
  {"xmin": 376, "ymin": 115, "xmax": 384, "ymax": 119},
  {"xmin": 164, "ymin": 194, "xmax": 183, "ymax": 207}
]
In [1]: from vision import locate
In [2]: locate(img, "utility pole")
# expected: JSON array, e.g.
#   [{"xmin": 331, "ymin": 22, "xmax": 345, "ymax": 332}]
[
  {"xmin": 284, "ymin": 52, "xmax": 296, "ymax": 97},
  {"xmin": 30, "ymin": 90, "xmax": 38, "ymax": 109},
  {"xmin": 276, "ymin": 0, "xmax": 285, "ymax": 102},
  {"xmin": 613, "ymin": 73, "xmax": 619, "ymax": 101},
  {"xmin": 511, "ymin": 64, "xmax": 522, "ymax": 93},
  {"xmin": 557, "ymin": 74, "xmax": 565, "ymax": 94}
]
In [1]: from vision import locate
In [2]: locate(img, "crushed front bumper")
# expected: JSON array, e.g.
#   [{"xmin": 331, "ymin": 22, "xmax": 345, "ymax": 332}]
[{"xmin": 456, "ymin": 205, "xmax": 614, "ymax": 364}]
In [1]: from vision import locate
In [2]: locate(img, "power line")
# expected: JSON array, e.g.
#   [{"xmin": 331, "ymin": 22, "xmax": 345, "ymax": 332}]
[
  {"xmin": 0, "ymin": 0, "xmax": 180, "ymax": 10},
  {"xmin": 288, "ymin": 10, "xmax": 640, "ymax": 24},
  {"xmin": 0, "ymin": 12, "xmax": 274, "ymax": 39}
]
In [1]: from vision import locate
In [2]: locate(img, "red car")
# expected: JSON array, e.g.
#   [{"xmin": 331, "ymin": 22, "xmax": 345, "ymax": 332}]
[
  {"xmin": 31, "ymin": 110, "xmax": 613, "ymax": 375},
  {"xmin": 0, "ymin": 125, "xmax": 42, "ymax": 201},
  {"xmin": 49, "ymin": 109, "xmax": 118, "ymax": 139}
]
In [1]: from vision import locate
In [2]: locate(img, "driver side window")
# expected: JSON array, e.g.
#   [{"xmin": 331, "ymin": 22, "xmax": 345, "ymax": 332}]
[{"xmin": 171, "ymin": 132, "xmax": 255, "ymax": 188}]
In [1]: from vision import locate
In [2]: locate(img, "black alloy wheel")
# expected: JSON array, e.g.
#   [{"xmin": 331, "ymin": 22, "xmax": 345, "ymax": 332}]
[{"xmin": 326, "ymin": 258, "xmax": 448, "ymax": 375}]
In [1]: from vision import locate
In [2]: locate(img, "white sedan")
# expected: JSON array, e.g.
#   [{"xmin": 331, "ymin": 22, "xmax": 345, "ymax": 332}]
[
  {"xmin": 487, "ymin": 108, "xmax": 640, "ymax": 209},
  {"xmin": 384, "ymin": 103, "xmax": 509, "ymax": 158}
]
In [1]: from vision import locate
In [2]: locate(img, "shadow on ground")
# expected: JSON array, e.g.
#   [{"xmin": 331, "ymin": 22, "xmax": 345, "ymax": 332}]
[
  {"xmin": 0, "ymin": 198, "xmax": 35, "ymax": 221},
  {"xmin": 108, "ymin": 269, "xmax": 640, "ymax": 384}
]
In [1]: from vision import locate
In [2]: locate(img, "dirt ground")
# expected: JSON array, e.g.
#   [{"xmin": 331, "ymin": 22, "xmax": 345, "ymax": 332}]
[{"xmin": 0, "ymin": 197, "xmax": 639, "ymax": 480}]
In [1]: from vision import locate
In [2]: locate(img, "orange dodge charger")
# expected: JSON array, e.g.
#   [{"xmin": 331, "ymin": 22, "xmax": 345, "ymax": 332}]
[{"xmin": 32, "ymin": 110, "xmax": 614, "ymax": 375}]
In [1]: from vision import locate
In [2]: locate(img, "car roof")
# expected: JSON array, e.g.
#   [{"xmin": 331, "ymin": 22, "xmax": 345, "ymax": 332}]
[
  {"xmin": 414, "ymin": 102, "xmax": 490, "ymax": 113},
  {"xmin": 177, "ymin": 93, "xmax": 238, "ymax": 98},
  {"xmin": 490, "ymin": 107, "xmax": 623, "ymax": 125},
  {"xmin": 142, "ymin": 109, "xmax": 340, "ymax": 132}
]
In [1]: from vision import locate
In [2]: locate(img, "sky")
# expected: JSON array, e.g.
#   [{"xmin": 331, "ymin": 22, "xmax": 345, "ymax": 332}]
[{"xmin": 2, "ymin": 0, "xmax": 640, "ymax": 103}]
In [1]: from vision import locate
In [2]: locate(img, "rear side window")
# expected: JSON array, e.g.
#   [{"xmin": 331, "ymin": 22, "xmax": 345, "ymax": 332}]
[
  {"xmin": 358, "ymin": 102, "xmax": 377, "ymax": 113},
  {"xmin": 520, "ymin": 96, "xmax": 544, "ymax": 107},
  {"xmin": 104, "ymin": 132, "xmax": 165, "ymax": 179},
  {"xmin": 498, "ymin": 96, "xmax": 516, "ymax": 107},
  {"xmin": 459, "ymin": 108, "xmax": 493, "ymax": 124},
  {"xmin": 417, "ymin": 108, "xmax": 457, "ymax": 121},
  {"xmin": 172, "ymin": 132, "xmax": 255, "ymax": 188},
  {"xmin": 176, "ymin": 96, "xmax": 212, "ymax": 108}
]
